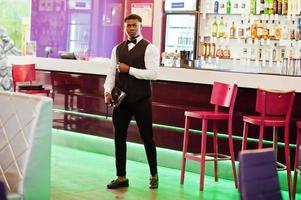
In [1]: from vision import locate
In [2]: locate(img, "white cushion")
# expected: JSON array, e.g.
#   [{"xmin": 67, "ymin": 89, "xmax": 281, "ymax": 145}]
[{"xmin": 0, "ymin": 91, "xmax": 52, "ymax": 199}]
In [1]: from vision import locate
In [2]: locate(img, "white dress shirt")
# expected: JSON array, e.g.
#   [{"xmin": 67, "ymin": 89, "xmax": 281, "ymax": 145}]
[{"xmin": 104, "ymin": 35, "xmax": 160, "ymax": 94}]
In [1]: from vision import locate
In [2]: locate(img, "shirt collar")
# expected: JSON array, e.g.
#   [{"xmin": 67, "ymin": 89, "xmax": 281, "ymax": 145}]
[{"xmin": 128, "ymin": 35, "xmax": 143, "ymax": 44}]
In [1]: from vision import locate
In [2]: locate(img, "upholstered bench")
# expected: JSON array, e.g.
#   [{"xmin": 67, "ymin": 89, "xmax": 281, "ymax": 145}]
[{"xmin": 0, "ymin": 91, "xmax": 52, "ymax": 200}]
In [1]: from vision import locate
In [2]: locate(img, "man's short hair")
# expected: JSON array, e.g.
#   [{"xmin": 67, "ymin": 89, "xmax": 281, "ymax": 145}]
[{"xmin": 124, "ymin": 14, "xmax": 142, "ymax": 23}]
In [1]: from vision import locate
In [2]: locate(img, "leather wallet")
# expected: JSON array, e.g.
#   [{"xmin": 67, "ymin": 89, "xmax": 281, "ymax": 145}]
[{"xmin": 111, "ymin": 87, "xmax": 126, "ymax": 107}]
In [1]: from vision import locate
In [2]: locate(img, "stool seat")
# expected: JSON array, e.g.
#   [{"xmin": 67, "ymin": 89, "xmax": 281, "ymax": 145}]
[
  {"xmin": 185, "ymin": 111, "xmax": 229, "ymax": 120},
  {"xmin": 181, "ymin": 81, "xmax": 238, "ymax": 191},
  {"xmin": 243, "ymin": 115, "xmax": 286, "ymax": 126}
]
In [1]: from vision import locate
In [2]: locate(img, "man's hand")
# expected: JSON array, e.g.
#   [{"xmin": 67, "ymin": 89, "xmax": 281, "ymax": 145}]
[
  {"xmin": 118, "ymin": 63, "xmax": 130, "ymax": 73},
  {"xmin": 105, "ymin": 93, "xmax": 114, "ymax": 105}
]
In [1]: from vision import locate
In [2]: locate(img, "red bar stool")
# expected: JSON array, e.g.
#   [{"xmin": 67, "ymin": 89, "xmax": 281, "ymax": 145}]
[
  {"xmin": 293, "ymin": 121, "xmax": 301, "ymax": 199},
  {"xmin": 180, "ymin": 81, "xmax": 238, "ymax": 191},
  {"xmin": 12, "ymin": 64, "xmax": 50, "ymax": 96},
  {"xmin": 241, "ymin": 88, "xmax": 295, "ymax": 200}
]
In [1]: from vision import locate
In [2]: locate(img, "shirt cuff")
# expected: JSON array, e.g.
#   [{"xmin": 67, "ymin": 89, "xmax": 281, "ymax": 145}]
[{"xmin": 128, "ymin": 67, "xmax": 135, "ymax": 75}]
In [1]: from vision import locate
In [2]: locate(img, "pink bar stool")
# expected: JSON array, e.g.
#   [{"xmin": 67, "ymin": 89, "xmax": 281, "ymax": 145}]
[
  {"xmin": 180, "ymin": 81, "xmax": 238, "ymax": 191},
  {"xmin": 293, "ymin": 121, "xmax": 301, "ymax": 199},
  {"xmin": 12, "ymin": 64, "xmax": 50, "ymax": 96},
  {"xmin": 241, "ymin": 88, "xmax": 295, "ymax": 200}
]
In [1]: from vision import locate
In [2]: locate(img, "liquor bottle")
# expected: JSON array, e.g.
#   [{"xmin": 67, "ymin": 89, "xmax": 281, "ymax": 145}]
[
  {"xmin": 264, "ymin": 0, "xmax": 269, "ymax": 14},
  {"xmin": 251, "ymin": 0, "xmax": 257, "ymax": 14},
  {"xmin": 201, "ymin": 42, "xmax": 206, "ymax": 57},
  {"xmin": 250, "ymin": 46, "xmax": 257, "ymax": 60},
  {"xmin": 241, "ymin": 0, "xmax": 249, "ymax": 14},
  {"xmin": 245, "ymin": 20, "xmax": 251, "ymax": 38},
  {"xmin": 251, "ymin": 20, "xmax": 258, "ymax": 39},
  {"xmin": 272, "ymin": 43, "xmax": 278, "ymax": 61},
  {"xmin": 224, "ymin": 23, "xmax": 229, "ymax": 38},
  {"xmin": 238, "ymin": 20, "xmax": 245, "ymax": 38},
  {"xmin": 223, "ymin": 45, "xmax": 231, "ymax": 58},
  {"xmin": 290, "ymin": 21, "xmax": 296, "ymax": 40},
  {"xmin": 230, "ymin": 21, "xmax": 236, "ymax": 38},
  {"xmin": 260, "ymin": 0, "xmax": 265, "ymax": 14},
  {"xmin": 288, "ymin": 0, "xmax": 293, "ymax": 15},
  {"xmin": 214, "ymin": 0, "xmax": 219, "ymax": 14},
  {"xmin": 265, "ymin": 45, "xmax": 270, "ymax": 62},
  {"xmin": 210, "ymin": 43, "xmax": 216, "ymax": 57},
  {"xmin": 226, "ymin": 0, "xmax": 231, "ymax": 14},
  {"xmin": 216, "ymin": 45, "xmax": 223, "ymax": 58},
  {"xmin": 218, "ymin": 17, "xmax": 225, "ymax": 38},
  {"xmin": 258, "ymin": 47, "xmax": 263, "ymax": 60},
  {"xmin": 242, "ymin": 45, "xmax": 248, "ymax": 63},
  {"xmin": 232, "ymin": 0, "xmax": 239, "ymax": 14},
  {"xmin": 268, "ymin": 0, "xmax": 274, "ymax": 14},
  {"xmin": 273, "ymin": 0, "xmax": 278, "ymax": 14},
  {"xmin": 257, "ymin": 20, "xmax": 264, "ymax": 39},
  {"xmin": 219, "ymin": 0, "xmax": 226, "ymax": 14},
  {"xmin": 282, "ymin": 0, "xmax": 288, "ymax": 15},
  {"xmin": 263, "ymin": 20, "xmax": 270, "ymax": 39},
  {"xmin": 212, "ymin": 17, "xmax": 218, "ymax": 37},
  {"xmin": 282, "ymin": 23, "xmax": 289, "ymax": 40},
  {"xmin": 297, "ymin": 18, "xmax": 301, "ymax": 40},
  {"xmin": 277, "ymin": 0, "xmax": 282, "ymax": 14},
  {"xmin": 269, "ymin": 20, "xmax": 275, "ymax": 40},
  {"xmin": 275, "ymin": 21, "xmax": 282, "ymax": 40}
]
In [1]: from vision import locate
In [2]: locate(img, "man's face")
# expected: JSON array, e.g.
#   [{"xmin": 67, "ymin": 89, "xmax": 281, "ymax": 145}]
[{"xmin": 125, "ymin": 19, "xmax": 141, "ymax": 39}]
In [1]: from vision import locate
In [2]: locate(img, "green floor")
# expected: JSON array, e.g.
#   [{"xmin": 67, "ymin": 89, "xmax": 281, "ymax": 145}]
[{"xmin": 51, "ymin": 129, "xmax": 298, "ymax": 200}]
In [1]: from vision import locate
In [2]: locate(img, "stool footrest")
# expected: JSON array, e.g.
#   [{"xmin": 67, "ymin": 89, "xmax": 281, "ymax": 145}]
[
  {"xmin": 185, "ymin": 153, "xmax": 231, "ymax": 162},
  {"xmin": 276, "ymin": 162, "xmax": 287, "ymax": 171},
  {"xmin": 296, "ymin": 166, "xmax": 301, "ymax": 175}
]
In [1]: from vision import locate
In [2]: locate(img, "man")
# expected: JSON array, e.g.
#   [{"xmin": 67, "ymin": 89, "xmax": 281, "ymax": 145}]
[{"xmin": 104, "ymin": 14, "xmax": 159, "ymax": 189}]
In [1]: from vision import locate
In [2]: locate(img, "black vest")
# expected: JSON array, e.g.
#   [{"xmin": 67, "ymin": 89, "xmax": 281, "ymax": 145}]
[{"xmin": 115, "ymin": 39, "xmax": 151, "ymax": 103}]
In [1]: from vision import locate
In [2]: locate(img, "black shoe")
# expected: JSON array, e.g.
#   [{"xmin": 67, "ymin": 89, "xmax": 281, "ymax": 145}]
[
  {"xmin": 149, "ymin": 174, "xmax": 159, "ymax": 189},
  {"xmin": 107, "ymin": 178, "xmax": 129, "ymax": 189}
]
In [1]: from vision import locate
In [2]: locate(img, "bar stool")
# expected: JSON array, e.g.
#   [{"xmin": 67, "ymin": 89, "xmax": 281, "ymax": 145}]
[
  {"xmin": 293, "ymin": 121, "xmax": 301, "ymax": 199},
  {"xmin": 12, "ymin": 64, "xmax": 50, "ymax": 96},
  {"xmin": 239, "ymin": 149, "xmax": 282, "ymax": 200},
  {"xmin": 180, "ymin": 81, "xmax": 238, "ymax": 191},
  {"xmin": 241, "ymin": 88, "xmax": 295, "ymax": 200}
]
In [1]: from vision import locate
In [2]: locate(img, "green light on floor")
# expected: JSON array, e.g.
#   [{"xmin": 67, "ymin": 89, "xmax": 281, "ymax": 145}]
[{"xmin": 52, "ymin": 108, "xmax": 296, "ymax": 149}]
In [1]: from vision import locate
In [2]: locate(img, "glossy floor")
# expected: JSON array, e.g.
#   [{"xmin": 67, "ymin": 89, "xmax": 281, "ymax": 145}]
[{"xmin": 51, "ymin": 143, "xmax": 297, "ymax": 200}]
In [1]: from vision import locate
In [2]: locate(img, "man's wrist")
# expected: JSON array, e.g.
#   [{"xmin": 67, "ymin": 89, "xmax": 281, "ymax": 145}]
[{"xmin": 105, "ymin": 92, "xmax": 111, "ymax": 96}]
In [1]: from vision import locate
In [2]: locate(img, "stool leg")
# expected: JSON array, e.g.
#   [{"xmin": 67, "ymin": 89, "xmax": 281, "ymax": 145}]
[
  {"xmin": 228, "ymin": 119, "xmax": 238, "ymax": 188},
  {"xmin": 258, "ymin": 124, "xmax": 264, "ymax": 149},
  {"xmin": 284, "ymin": 126, "xmax": 292, "ymax": 200},
  {"xmin": 213, "ymin": 120, "xmax": 218, "ymax": 182},
  {"xmin": 293, "ymin": 128, "xmax": 301, "ymax": 199},
  {"xmin": 64, "ymin": 94, "xmax": 69, "ymax": 129},
  {"xmin": 242, "ymin": 121, "xmax": 249, "ymax": 151},
  {"xmin": 200, "ymin": 119, "xmax": 208, "ymax": 191},
  {"xmin": 181, "ymin": 116, "xmax": 190, "ymax": 184},
  {"xmin": 273, "ymin": 127, "xmax": 279, "ymax": 161}
]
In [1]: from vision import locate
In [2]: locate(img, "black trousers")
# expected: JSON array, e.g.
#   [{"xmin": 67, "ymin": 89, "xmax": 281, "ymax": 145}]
[{"xmin": 112, "ymin": 97, "xmax": 157, "ymax": 176}]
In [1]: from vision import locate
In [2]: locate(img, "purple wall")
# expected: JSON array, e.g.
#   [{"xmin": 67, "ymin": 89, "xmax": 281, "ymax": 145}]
[{"xmin": 31, "ymin": 0, "xmax": 125, "ymax": 58}]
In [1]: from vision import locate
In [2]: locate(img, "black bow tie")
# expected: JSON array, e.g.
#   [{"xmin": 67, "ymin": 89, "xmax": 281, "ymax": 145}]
[{"xmin": 127, "ymin": 39, "xmax": 137, "ymax": 44}]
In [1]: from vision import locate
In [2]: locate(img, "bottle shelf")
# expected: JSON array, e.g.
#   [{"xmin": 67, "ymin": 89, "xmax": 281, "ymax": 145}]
[
  {"xmin": 200, "ymin": 37, "xmax": 301, "ymax": 47},
  {"xmin": 201, "ymin": 12, "xmax": 301, "ymax": 17}
]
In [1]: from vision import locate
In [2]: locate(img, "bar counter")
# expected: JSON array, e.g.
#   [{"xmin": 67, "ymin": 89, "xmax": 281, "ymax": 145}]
[
  {"xmin": 7, "ymin": 56, "xmax": 301, "ymax": 164},
  {"xmin": 8, "ymin": 56, "xmax": 301, "ymax": 92}
]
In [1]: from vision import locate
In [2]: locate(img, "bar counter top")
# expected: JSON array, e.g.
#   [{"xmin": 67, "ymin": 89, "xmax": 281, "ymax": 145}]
[{"xmin": 8, "ymin": 56, "xmax": 301, "ymax": 92}]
